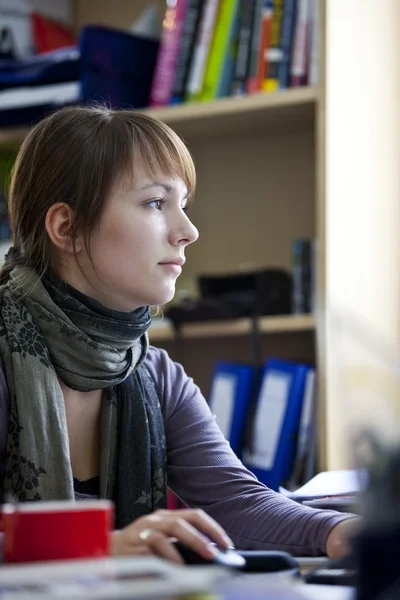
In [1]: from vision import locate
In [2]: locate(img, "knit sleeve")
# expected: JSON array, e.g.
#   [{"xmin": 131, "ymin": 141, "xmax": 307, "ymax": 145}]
[{"xmin": 145, "ymin": 345, "xmax": 354, "ymax": 556}]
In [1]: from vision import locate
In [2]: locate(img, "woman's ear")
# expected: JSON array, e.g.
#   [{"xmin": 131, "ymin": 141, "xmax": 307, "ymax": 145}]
[{"xmin": 45, "ymin": 203, "xmax": 82, "ymax": 254}]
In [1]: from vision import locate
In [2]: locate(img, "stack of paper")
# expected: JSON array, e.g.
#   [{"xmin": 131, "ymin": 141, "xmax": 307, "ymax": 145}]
[
  {"xmin": 279, "ymin": 469, "xmax": 365, "ymax": 511},
  {"xmin": 0, "ymin": 556, "xmax": 228, "ymax": 599}
]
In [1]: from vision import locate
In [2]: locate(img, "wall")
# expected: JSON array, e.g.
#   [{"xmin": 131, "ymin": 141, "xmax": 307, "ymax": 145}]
[{"xmin": 325, "ymin": 0, "xmax": 400, "ymax": 468}]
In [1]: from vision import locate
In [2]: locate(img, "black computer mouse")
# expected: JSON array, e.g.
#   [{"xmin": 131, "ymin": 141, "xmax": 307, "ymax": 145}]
[
  {"xmin": 172, "ymin": 541, "xmax": 246, "ymax": 569},
  {"xmin": 303, "ymin": 552, "xmax": 357, "ymax": 586}
]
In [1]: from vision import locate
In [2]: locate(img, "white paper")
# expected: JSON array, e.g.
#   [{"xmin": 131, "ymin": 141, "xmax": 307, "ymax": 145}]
[
  {"xmin": 0, "ymin": 81, "xmax": 80, "ymax": 110},
  {"xmin": 279, "ymin": 469, "xmax": 365, "ymax": 499},
  {"xmin": 209, "ymin": 374, "xmax": 236, "ymax": 441},
  {"xmin": 249, "ymin": 370, "xmax": 290, "ymax": 470}
]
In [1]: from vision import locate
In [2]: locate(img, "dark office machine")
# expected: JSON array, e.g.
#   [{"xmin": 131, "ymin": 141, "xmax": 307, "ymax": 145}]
[
  {"xmin": 166, "ymin": 269, "xmax": 292, "ymax": 328},
  {"xmin": 305, "ymin": 432, "xmax": 400, "ymax": 598},
  {"xmin": 352, "ymin": 433, "xmax": 400, "ymax": 600}
]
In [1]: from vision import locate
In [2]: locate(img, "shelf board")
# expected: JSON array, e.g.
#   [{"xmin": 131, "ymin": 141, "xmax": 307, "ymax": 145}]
[
  {"xmin": 0, "ymin": 87, "xmax": 318, "ymax": 146},
  {"xmin": 145, "ymin": 87, "xmax": 318, "ymax": 138},
  {"xmin": 149, "ymin": 314, "xmax": 315, "ymax": 342}
]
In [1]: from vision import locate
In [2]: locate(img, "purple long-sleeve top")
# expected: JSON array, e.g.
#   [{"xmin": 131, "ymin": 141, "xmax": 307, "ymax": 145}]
[{"xmin": 0, "ymin": 345, "xmax": 352, "ymax": 556}]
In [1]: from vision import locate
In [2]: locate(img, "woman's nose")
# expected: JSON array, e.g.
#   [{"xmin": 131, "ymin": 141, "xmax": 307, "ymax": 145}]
[{"xmin": 171, "ymin": 214, "xmax": 199, "ymax": 247}]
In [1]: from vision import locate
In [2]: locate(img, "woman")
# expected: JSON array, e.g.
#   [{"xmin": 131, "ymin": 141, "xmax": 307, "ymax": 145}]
[{"xmin": 0, "ymin": 105, "xmax": 355, "ymax": 564}]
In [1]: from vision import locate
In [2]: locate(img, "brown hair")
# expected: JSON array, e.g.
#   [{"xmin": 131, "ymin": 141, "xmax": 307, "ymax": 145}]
[{"xmin": 0, "ymin": 104, "xmax": 196, "ymax": 285}]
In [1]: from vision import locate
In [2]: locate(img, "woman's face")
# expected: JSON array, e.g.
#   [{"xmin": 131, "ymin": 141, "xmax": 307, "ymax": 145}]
[{"xmin": 66, "ymin": 164, "xmax": 199, "ymax": 311}]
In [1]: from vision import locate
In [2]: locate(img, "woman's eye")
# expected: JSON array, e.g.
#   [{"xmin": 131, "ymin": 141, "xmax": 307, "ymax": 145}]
[{"xmin": 147, "ymin": 199, "xmax": 165, "ymax": 210}]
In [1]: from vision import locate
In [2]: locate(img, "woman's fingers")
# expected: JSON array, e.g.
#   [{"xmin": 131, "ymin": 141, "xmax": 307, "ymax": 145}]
[
  {"xmin": 142, "ymin": 529, "xmax": 185, "ymax": 564},
  {"xmin": 111, "ymin": 528, "xmax": 183, "ymax": 563},
  {"xmin": 173, "ymin": 508, "xmax": 233, "ymax": 549},
  {"xmin": 112, "ymin": 508, "xmax": 234, "ymax": 563},
  {"xmin": 153, "ymin": 509, "xmax": 233, "ymax": 549},
  {"xmin": 152, "ymin": 515, "xmax": 218, "ymax": 561}
]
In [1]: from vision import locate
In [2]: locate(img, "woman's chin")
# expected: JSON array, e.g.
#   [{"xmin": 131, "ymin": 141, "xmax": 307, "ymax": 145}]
[{"xmin": 150, "ymin": 287, "xmax": 176, "ymax": 308}]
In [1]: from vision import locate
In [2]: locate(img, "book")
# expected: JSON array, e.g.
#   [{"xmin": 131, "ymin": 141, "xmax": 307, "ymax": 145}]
[
  {"xmin": 198, "ymin": 0, "xmax": 239, "ymax": 101},
  {"xmin": 231, "ymin": 0, "xmax": 255, "ymax": 95},
  {"xmin": 149, "ymin": 0, "xmax": 188, "ymax": 107},
  {"xmin": 278, "ymin": 0, "xmax": 298, "ymax": 89},
  {"xmin": 290, "ymin": 0, "xmax": 310, "ymax": 87},
  {"xmin": 263, "ymin": 0, "xmax": 285, "ymax": 92},
  {"xmin": 307, "ymin": 0, "xmax": 319, "ymax": 85},
  {"xmin": 185, "ymin": 0, "xmax": 220, "ymax": 102},
  {"xmin": 216, "ymin": 1, "xmax": 241, "ymax": 98},
  {"xmin": 170, "ymin": 0, "xmax": 205, "ymax": 104},
  {"xmin": 246, "ymin": 0, "xmax": 263, "ymax": 92},
  {"xmin": 256, "ymin": 0, "xmax": 273, "ymax": 91}
]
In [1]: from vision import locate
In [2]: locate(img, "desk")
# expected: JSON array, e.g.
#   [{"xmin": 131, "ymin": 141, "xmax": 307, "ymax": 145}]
[
  {"xmin": 218, "ymin": 582, "xmax": 354, "ymax": 600},
  {"xmin": 0, "ymin": 555, "xmax": 355, "ymax": 599},
  {"xmin": 218, "ymin": 571, "xmax": 355, "ymax": 600}
]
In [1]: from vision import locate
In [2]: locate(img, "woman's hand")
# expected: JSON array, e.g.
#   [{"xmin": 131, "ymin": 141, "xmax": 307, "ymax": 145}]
[
  {"xmin": 326, "ymin": 518, "xmax": 360, "ymax": 559},
  {"xmin": 110, "ymin": 508, "xmax": 233, "ymax": 564}
]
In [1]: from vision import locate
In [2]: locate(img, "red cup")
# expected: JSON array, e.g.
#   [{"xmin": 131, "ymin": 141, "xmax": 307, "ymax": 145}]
[{"xmin": 2, "ymin": 500, "xmax": 114, "ymax": 563}]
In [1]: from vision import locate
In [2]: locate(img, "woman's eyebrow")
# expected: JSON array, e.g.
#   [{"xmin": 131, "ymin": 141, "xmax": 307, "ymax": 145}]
[
  {"xmin": 140, "ymin": 181, "xmax": 189, "ymax": 199},
  {"xmin": 139, "ymin": 181, "xmax": 174, "ymax": 193}
]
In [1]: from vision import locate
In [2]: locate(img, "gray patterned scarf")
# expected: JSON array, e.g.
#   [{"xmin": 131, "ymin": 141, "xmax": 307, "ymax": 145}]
[{"xmin": 0, "ymin": 266, "xmax": 167, "ymax": 529}]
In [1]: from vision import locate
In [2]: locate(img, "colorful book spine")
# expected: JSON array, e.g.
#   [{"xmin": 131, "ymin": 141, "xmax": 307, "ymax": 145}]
[
  {"xmin": 307, "ymin": 0, "xmax": 319, "ymax": 86},
  {"xmin": 246, "ymin": 0, "xmax": 263, "ymax": 92},
  {"xmin": 231, "ymin": 0, "xmax": 255, "ymax": 96},
  {"xmin": 263, "ymin": 0, "xmax": 285, "ymax": 91},
  {"xmin": 290, "ymin": 0, "xmax": 310, "ymax": 87},
  {"xmin": 216, "ymin": 1, "xmax": 241, "ymax": 98},
  {"xmin": 171, "ymin": 0, "xmax": 205, "ymax": 104},
  {"xmin": 278, "ymin": 0, "xmax": 298, "ymax": 89},
  {"xmin": 185, "ymin": 0, "xmax": 220, "ymax": 102},
  {"xmin": 199, "ymin": 0, "xmax": 239, "ymax": 101},
  {"xmin": 256, "ymin": 0, "xmax": 273, "ymax": 92},
  {"xmin": 149, "ymin": 0, "xmax": 188, "ymax": 107}
]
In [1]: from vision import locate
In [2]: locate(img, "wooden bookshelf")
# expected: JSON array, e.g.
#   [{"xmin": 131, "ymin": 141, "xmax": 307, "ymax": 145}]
[
  {"xmin": 149, "ymin": 314, "xmax": 315, "ymax": 342},
  {"xmin": 0, "ymin": 87, "xmax": 317, "ymax": 146}
]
